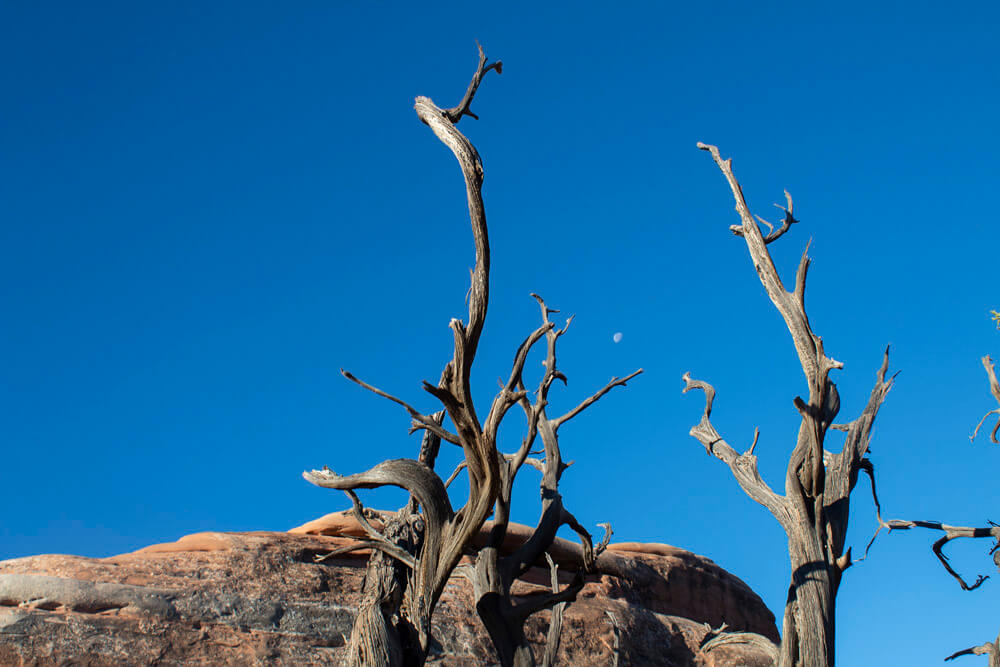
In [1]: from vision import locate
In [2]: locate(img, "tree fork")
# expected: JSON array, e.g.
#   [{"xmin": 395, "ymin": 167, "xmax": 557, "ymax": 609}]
[{"xmin": 685, "ymin": 144, "xmax": 894, "ymax": 667}]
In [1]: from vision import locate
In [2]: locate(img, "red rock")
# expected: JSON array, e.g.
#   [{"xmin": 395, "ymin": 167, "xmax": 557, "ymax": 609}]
[{"xmin": 0, "ymin": 518, "xmax": 777, "ymax": 665}]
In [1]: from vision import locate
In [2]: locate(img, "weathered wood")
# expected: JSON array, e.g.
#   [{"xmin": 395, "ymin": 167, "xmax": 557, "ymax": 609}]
[
  {"xmin": 471, "ymin": 294, "xmax": 637, "ymax": 666},
  {"xmin": 303, "ymin": 46, "xmax": 508, "ymax": 667},
  {"xmin": 303, "ymin": 45, "xmax": 639, "ymax": 667},
  {"xmin": 685, "ymin": 144, "xmax": 894, "ymax": 667}
]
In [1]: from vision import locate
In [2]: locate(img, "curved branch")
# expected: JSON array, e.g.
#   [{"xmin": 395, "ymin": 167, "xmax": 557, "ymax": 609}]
[
  {"xmin": 414, "ymin": 56, "xmax": 498, "ymax": 395},
  {"xmin": 553, "ymin": 369, "xmax": 643, "ymax": 430},
  {"xmin": 945, "ymin": 631, "xmax": 1000, "ymax": 665},
  {"xmin": 880, "ymin": 519, "xmax": 1000, "ymax": 591},
  {"xmin": 682, "ymin": 373, "xmax": 790, "ymax": 528},
  {"xmin": 341, "ymin": 370, "xmax": 461, "ymax": 445},
  {"xmin": 303, "ymin": 459, "xmax": 453, "ymax": 540},
  {"xmin": 316, "ymin": 538, "xmax": 416, "ymax": 570},
  {"xmin": 730, "ymin": 190, "xmax": 798, "ymax": 245},
  {"xmin": 699, "ymin": 623, "xmax": 780, "ymax": 663},
  {"xmin": 443, "ymin": 43, "xmax": 502, "ymax": 123},
  {"xmin": 443, "ymin": 461, "xmax": 468, "ymax": 489},
  {"xmin": 483, "ymin": 319, "xmax": 553, "ymax": 441}
]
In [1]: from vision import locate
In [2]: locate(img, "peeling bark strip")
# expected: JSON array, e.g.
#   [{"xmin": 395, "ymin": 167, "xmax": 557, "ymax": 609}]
[{"xmin": 684, "ymin": 144, "xmax": 895, "ymax": 667}]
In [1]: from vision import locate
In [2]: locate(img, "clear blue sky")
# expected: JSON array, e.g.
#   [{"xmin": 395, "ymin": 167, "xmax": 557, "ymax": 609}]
[{"xmin": 2, "ymin": 2, "xmax": 997, "ymax": 663}]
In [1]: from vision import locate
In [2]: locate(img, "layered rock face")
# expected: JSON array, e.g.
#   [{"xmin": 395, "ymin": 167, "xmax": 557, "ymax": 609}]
[{"xmin": 0, "ymin": 514, "xmax": 777, "ymax": 665}]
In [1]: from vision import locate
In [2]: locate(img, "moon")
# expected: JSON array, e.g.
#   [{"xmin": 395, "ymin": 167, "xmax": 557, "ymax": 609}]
[{"xmin": 613, "ymin": 332, "xmax": 623, "ymax": 344}]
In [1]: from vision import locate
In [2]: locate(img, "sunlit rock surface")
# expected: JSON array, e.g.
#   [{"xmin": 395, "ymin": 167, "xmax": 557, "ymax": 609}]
[{"xmin": 0, "ymin": 513, "xmax": 777, "ymax": 665}]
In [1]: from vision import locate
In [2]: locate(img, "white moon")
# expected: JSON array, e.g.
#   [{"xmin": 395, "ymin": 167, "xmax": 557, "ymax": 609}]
[{"xmin": 613, "ymin": 332, "xmax": 623, "ymax": 344}]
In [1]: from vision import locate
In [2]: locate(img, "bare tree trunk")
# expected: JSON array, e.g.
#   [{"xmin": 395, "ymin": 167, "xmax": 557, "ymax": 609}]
[
  {"xmin": 686, "ymin": 144, "xmax": 895, "ymax": 667},
  {"xmin": 778, "ymin": 532, "xmax": 836, "ymax": 666},
  {"xmin": 343, "ymin": 419, "xmax": 442, "ymax": 667},
  {"xmin": 305, "ymin": 46, "xmax": 520, "ymax": 667}
]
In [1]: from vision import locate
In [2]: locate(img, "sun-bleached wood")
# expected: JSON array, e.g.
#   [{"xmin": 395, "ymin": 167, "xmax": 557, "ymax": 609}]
[
  {"xmin": 684, "ymin": 143, "xmax": 895, "ymax": 667},
  {"xmin": 303, "ymin": 46, "xmax": 639, "ymax": 667},
  {"xmin": 304, "ymin": 45, "xmax": 508, "ymax": 666}
]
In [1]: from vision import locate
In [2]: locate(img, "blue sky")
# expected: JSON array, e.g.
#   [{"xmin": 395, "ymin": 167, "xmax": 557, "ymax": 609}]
[{"xmin": 2, "ymin": 2, "xmax": 998, "ymax": 663}]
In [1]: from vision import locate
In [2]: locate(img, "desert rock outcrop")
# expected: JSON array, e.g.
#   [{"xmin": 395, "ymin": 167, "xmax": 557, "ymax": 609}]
[{"xmin": 0, "ymin": 514, "xmax": 777, "ymax": 665}]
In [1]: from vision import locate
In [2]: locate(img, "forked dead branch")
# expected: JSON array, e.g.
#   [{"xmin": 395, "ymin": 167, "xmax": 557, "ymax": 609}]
[
  {"xmin": 684, "ymin": 143, "xmax": 895, "ymax": 667},
  {"xmin": 869, "ymin": 351, "xmax": 1000, "ymax": 594},
  {"xmin": 303, "ymin": 46, "xmax": 508, "ymax": 666},
  {"xmin": 470, "ymin": 294, "xmax": 636, "ymax": 667},
  {"xmin": 303, "ymin": 47, "xmax": 639, "ymax": 667},
  {"xmin": 870, "ymin": 350, "xmax": 1000, "ymax": 663}
]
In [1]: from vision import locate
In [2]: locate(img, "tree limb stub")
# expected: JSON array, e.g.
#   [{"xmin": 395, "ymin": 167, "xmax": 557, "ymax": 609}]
[{"xmin": 945, "ymin": 628, "xmax": 1000, "ymax": 666}]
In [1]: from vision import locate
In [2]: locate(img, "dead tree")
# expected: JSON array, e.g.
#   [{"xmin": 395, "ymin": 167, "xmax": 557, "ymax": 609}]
[
  {"xmin": 468, "ymin": 294, "xmax": 638, "ymax": 667},
  {"xmin": 683, "ymin": 143, "xmax": 895, "ymax": 667},
  {"xmin": 303, "ymin": 47, "xmax": 516, "ymax": 666},
  {"xmin": 302, "ymin": 47, "xmax": 637, "ymax": 667}
]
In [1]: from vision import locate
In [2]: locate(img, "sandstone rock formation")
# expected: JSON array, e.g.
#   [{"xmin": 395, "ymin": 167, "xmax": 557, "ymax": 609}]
[{"xmin": 0, "ymin": 514, "xmax": 778, "ymax": 665}]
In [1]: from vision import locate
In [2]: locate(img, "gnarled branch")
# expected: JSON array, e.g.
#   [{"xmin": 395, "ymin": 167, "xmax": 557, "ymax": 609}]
[
  {"xmin": 879, "ymin": 519, "xmax": 1000, "ymax": 591},
  {"xmin": 692, "ymin": 143, "xmax": 894, "ymax": 666},
  {"xmin": 341, "ymin": 369, "xmax": 461, "ymax": 446},
  {"xmin": 682, "ymin": 373, "xmax": 789, "ymax": 527}
]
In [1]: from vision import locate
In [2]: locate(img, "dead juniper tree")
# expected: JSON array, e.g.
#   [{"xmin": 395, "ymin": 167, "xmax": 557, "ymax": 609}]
[
  {"xmin": 466, "ymin": 294, "xmax": 638, "ymax": 667},
  {"xmin": 302, "ymin": 47, "xmax": 511, "ymax": 666},
  {"xmin": 302, "ymin": 47, "xmax": 637, "ymax": 667},
  {"xmin": 683, "ymin": 143, "xmax": 895, "ymax": 667}
]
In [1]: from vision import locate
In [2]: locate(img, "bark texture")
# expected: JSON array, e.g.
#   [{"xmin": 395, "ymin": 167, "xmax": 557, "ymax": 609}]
[
  {"xmin": 303, "ymin": 45, "xmax": 512, "ymax": 666},
  {"xmin": 683, "ymin": 143, "xmax": 895, "ymax": 667},
  {"xmin": 470, "ymin": 295, "xmax": 639, "ymax": 666}
]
